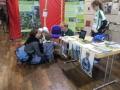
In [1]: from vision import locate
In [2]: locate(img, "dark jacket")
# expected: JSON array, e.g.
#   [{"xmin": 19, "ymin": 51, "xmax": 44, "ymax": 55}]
[
  {"xmin": 0, "ymin": 12, "xmax": 6, "ymax": 21},
  {"xmin": 24, "ymin": 36, "xmax": 43, "ymax": 58}
]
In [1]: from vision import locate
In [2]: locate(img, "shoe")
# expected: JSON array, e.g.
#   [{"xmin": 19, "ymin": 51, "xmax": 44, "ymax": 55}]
[{"xmin": 94, "ymin": 60, "xmax": 100, "ymax": 64}]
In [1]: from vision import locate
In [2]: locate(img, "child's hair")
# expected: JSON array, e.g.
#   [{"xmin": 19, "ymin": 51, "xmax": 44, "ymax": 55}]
[
  {"xmin": 91, "ymin": 0, "xmax": 103, "ymax": 11},
  {"xmin": 45, "ymin": 33, "xmax": 51, "ymax": 41}
]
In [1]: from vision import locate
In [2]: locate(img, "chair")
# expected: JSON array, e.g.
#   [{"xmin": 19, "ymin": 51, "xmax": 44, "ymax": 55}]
[{"xmin": 51, "ymin": 25, "xmax": 61, "ymax": 38}]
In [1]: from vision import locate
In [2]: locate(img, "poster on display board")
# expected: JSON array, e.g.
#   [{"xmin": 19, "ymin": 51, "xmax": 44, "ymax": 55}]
[
  {"xmin": 118, "ymin": 1, "xmax": 120, "ymax": 15},
  {"xmin": 80, "ymin": 48, "xmax": 95, "ymax": 77},
  {"xmin": 112, "ymin": 0, "xmax": 119, "ymax": 10},
  {"xmin": 102, "ymin": 0, "xmax": 113, "ymax": 14},
  {"xmin": 72, "ymin": 44, "xmax": 81, "ymax": 60},
  {"xmin": 68, "ymin": 42, "xmax": 74, "ymax": 58},
  {"xmin": 19, "ymin": 0, "xmax": 41, "ymax": 40},
  {"xmin": 111, "ymin": 0, "xmax": 119, "ymax": 14},
  {"xmin": 102, "ymin": 0, "xmax": 120, "ymax": 14},
  {"xmin": 65, "ymin": 1, "xmax": 84, "ymax": 32},
  {"xmin": 61, "ymin": 40, "xmax": 68, "ymax": 58},
  {"xmin": 68, "ymin": 42, "xmax": 81, "ymax": 61}
]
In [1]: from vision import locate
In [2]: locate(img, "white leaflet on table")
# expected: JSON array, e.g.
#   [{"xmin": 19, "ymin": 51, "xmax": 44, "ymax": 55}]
[
  {"xmin": 61, "ymin": 36, "xmax": 78, "ymax": 42},
  {"xmin": 87, "ymin": 44, "xmax": 112, "ymax": 54},
  {"xmin": 83, "ymin": 44, "xmax": 94, "ymax": 48},
  {"xmin": 74, "ymin": 41, "xmax": 85, "ymax": 47},
  {"xmin": 115, "ymin": 44, "xmax": 120, "ymax": 48}
]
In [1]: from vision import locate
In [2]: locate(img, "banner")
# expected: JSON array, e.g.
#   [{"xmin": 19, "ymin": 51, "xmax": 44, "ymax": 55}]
[
  {"xmin": 40, "ymin": 0, "xmax": 62, "ymax": 31},
  {"xmin": 19, "ymin": 1, "xmax": 41, "ymax": 40},
  {"xmin": 65, "ymin": 1, "xmax": 84, "ymax": 32},
  {"xmin": 80, "ymin": 48, "xmax": 95, "ymax": 77},
  {"xmin": 7, "ymin": 0, "xmax": 21, "ymax": 39}
]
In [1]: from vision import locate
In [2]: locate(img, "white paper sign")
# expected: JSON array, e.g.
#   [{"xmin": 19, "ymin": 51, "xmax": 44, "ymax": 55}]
[{"xmin": 43, "ymin": 9, "xmax": 48, "ymax": 17}]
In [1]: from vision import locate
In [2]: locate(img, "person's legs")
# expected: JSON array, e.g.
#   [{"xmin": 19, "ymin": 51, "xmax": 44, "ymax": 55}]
[
  {"xmin": 39, "ymin": 43, "xmax": 43, "ymax": 54},
  {"xmin": 1, "ymin": 21, "xmax": 5, "ymax": 33},
  {"xmin": 39, "ymin": 57, "xmax": 47, "ymax": 64},
  {"xmin": 46, "ymin": 54, "xmax": 55, "ymax": 63},
  {"xmin": 51, "ymin": 53, "xmax": 55, "ymax": 62},
  {"xmin": 91, "ymin": 30, "xmax": 95, "ymax": 37},
  {"xmin": 91, "ymin": 30, "xmax": 100, "ymax": 37},
  {"xmin": 91, "ymin": 30, "xmax": 103, "ymax": 36}
]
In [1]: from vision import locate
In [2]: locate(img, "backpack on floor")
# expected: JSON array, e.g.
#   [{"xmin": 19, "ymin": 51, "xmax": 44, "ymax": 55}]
[{"xmin": 15, "ymin": 45, "xmax": 29, "ymax": 62}]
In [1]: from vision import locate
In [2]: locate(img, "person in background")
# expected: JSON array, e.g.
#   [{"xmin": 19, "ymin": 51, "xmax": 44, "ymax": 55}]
[
  {"xmin": 91, "ymin": 0, "xmax": 107, "ymax": 37},
  {"xmin": 0, "ymin": 8, "xmax": 7, "ymax": 33},
  {"xmin": 91, "ymin": 0, "xmax": 107, "ymax": 63},
  {"xmin": 43, "ymin": 33, "xmax": 57, "ymax": 62},
  {"xmin": 24, "ymin": 29, "xmax": 46, "ymax": 64},
  {"xmin": 60, "ymin": 22, "xmax": 74, "ymax": 36}
]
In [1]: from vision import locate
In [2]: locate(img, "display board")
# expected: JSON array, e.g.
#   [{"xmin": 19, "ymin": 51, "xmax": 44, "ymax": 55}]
[
  {"xmin": 19, "ymin": 0, "xmax": 41, "ymax": 40},
  {"xmin": 65, "ymin": 1, "xmax": 85, "ymax": 32},
  {"xmin": 84, "ymin": 0, "xmax": 120, "ymax": 43}
]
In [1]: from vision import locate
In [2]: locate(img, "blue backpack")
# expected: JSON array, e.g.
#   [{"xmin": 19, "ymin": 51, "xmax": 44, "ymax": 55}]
[
  {"xmin": 92, "ymin": 34, "xmax": 106, "ymax": 42},
  {"xmin": 15, "ymin": 45, "xmax": 30, "ymax": 62}
]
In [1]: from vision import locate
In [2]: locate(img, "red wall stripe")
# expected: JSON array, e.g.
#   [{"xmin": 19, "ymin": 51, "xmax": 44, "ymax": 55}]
[
  {"xmin": 40, "ymin": 0, "xmax": 62, "ymax": 31},
  {"xmin": 7, "ymin": 0, "xmax": 21, "ymax": 39}
]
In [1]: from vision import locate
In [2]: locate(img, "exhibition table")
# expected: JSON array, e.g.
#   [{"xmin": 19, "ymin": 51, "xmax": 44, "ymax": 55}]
[{"xmin": 59, "ymin": 36, "xmax": 119, "ymax": 90}]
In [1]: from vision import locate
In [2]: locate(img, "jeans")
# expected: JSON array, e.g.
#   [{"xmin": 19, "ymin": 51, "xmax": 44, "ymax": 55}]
[{"xmin": 39, "ymin": 57, "xmax": 47, "ymax": 64}]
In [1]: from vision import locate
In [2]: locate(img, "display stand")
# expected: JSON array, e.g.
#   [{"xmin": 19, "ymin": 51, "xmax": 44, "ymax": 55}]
[
  {"xmin": 93, "ymin": 55, "xmax": 118, "ymax": 90},
  {"xmin": 59, "ymin": 36, "xmax": 119, "ymax": 90}
]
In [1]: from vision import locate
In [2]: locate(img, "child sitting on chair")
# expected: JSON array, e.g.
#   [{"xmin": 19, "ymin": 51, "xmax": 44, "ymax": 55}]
[{"xmin": 43, "ymin": 33, "xmax": 57, "ymax": 62}]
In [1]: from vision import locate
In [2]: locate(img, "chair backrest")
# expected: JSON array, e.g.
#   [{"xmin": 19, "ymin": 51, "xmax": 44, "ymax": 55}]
[{"xmin": 51, "ymin": 25, "xmax": 61, "ymax": 35}]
